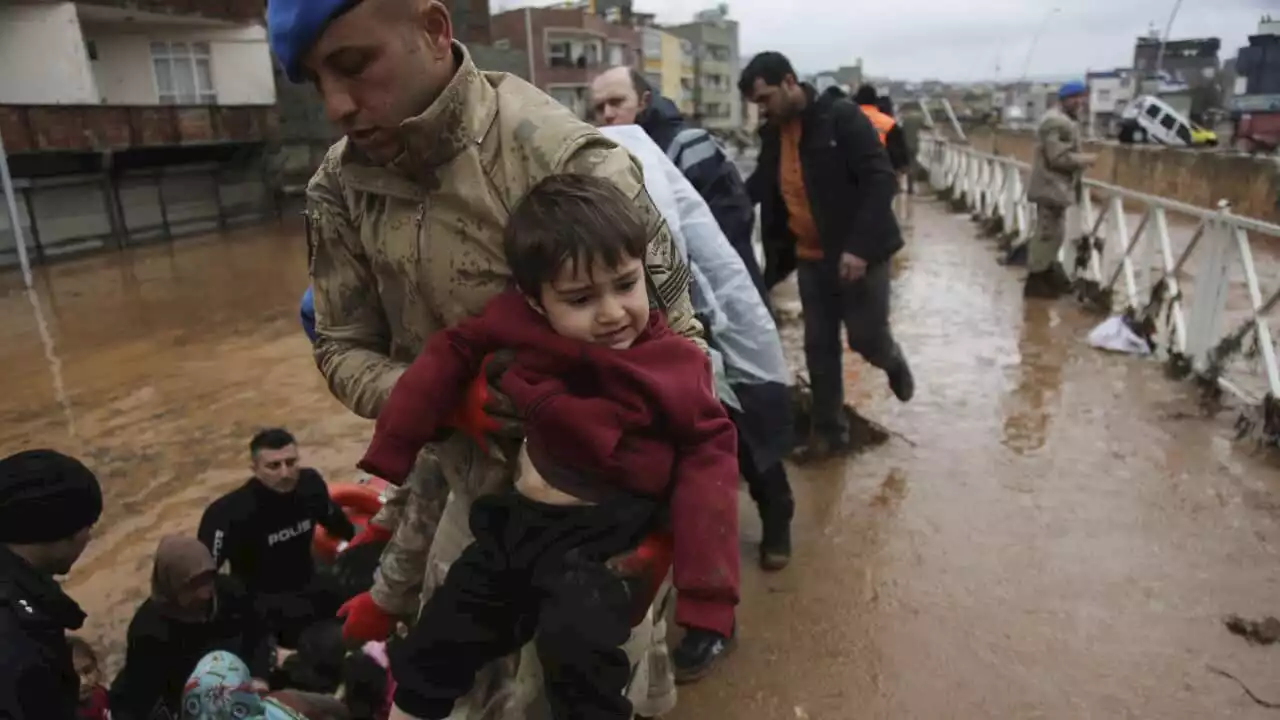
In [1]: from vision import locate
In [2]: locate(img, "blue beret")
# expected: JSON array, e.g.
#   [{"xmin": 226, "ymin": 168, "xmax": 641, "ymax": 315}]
[
  {"xmin": 268, "ymin": 0, "xmax": 356, "ymax": 83},
  {"xmin": 1058, "ymin": 80, "xmax": 1087, "ymax": 100}
]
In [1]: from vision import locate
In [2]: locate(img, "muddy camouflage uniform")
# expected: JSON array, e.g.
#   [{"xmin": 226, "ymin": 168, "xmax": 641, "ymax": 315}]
[
  {"xmin": 308, "ymin": 44, "xmax": 702, "ymax": 720},
  {"xmin": 1026, "ymin": 107, "xmax": 1089, "ymax": 274}
]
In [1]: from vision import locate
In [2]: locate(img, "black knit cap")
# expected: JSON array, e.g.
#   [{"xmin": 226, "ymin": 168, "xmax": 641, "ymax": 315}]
[{"xmin": 0, "ymin": 449, "xmax": 103, "ymax": 544}]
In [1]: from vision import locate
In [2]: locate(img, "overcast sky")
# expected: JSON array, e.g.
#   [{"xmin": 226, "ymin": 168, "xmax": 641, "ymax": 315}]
[{"xmin": 505, "ymin": 0, "xmax": 1273, "ymax": 81}]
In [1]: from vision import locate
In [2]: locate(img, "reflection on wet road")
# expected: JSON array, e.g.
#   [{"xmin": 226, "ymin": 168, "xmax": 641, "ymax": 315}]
[
  {"xmin": 672, "ymin": 198, "xmax": 1280, "ymax": 718},
  {"xmin": 3, "ymin": 199, "xmax": 1280, "ymax": 716}
]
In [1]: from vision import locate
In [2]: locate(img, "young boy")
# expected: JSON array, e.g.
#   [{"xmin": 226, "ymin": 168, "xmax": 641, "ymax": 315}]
[
  {"xmin": 358, "ymin": 174, "xmax": 740, "ymax": 720},
  {"xmin": 68, "ymin": 637, "xmax": 110, "ymax": 720}
]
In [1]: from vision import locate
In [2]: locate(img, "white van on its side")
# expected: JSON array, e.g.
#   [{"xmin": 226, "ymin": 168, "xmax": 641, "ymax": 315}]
[{"xmin": 1118, "ymin": 95, "xmax": 1218, "ymax": 147}]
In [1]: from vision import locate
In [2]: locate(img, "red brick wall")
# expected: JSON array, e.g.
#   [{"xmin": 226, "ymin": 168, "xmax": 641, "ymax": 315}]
[
  {"xmin": 450, "ymin": 0, "xmax": 491, "ymax": 45},
  {"xmin": 490, "ymin": 8, "xmax": 639, "ymax": 91}
]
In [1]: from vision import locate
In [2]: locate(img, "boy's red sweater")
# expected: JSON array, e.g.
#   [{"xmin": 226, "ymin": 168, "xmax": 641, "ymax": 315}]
[{"xmin": 359, "ymin": 288, "xmax": 740, "ymax": 636}]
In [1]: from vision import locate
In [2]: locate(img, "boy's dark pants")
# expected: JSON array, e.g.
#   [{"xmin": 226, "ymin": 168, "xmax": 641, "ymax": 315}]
[
  {"xmin": 390, "ymin": 491, "xmax": 657, "ymax": 720},
  {"xmin": 796, "ymin": 258, "xmax": 905, "ymax": 442}
]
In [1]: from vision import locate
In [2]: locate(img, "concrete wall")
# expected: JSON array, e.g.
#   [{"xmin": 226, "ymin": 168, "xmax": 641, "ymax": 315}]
[
  {"xmin": 0, "ymin": 165, "xmax": 271, "ymax": 267},
  {"xmin": 0, "ymin": 3, "xmax": 99, "ymax": 104},
  {"xmin": 969, "ymin": 128, "xmax": 1280, "ymax": 224},
  {"xmin": 83, "ymin": 23, "xmax": 275, "ymax": 106}
]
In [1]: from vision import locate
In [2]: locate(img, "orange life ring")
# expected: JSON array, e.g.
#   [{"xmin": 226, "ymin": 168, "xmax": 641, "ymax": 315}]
[{"xmin": 313, "ymin": 478, "xmax": 388, "ymax": 563}]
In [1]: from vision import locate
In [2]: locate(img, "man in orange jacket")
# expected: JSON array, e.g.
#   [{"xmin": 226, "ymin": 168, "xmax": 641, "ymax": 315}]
[{"xmin": 854, "ymin": 85, "xmax": 910, "ymax": 174}]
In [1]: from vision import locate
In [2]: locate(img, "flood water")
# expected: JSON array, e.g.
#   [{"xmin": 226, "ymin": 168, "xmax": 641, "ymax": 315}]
[{"xmin": 4, "ymin": 199, "xmax": 1280, "ymax": 717}]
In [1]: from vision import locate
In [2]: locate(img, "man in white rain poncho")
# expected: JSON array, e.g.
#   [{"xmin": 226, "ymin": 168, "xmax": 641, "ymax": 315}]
[{"xmin": 598, "ymin": 125, "xmax": 796, "ymax": 683}]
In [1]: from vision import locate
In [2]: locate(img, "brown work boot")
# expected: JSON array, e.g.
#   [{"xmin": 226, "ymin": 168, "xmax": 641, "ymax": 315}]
[{"xmin": 1023, "ymin": 271, "xmax": 1063, "ymax": 299}]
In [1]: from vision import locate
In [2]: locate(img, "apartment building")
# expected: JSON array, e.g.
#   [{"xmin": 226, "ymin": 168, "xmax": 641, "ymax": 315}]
[
  {"xmin": 666, "ymin": 6, "xmax": 742, "ymax": 130},
  {"xmin": 0, "ymin": 0, "xmax": 277, "ymax": 266},
  {"xmin": 640, "ymin": 25, "xmax": 694, "ymax": 115},
  {"xmin": 491, "ymin": 4, "xmax": 639, "ymax": 119}
]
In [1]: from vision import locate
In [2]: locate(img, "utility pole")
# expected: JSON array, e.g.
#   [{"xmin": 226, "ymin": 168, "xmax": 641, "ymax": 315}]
[
  {"xmin": 1151, "ymin": 0, "xmax": 1185, "ymax": 90},
  {"xmin": 0, "ymin": 127, "xmax": 33, "ymax": 289},
  {"xmin": 1018, "ymin": 7, "xmax": 1061, "ymax": 84}
]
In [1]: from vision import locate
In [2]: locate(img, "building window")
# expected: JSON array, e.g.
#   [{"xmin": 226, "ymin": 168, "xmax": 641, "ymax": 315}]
[
  {"xmin": 548, "ymin": 40, "xmax": 573, "ymax": 68},
  {"xmin": 607, "ymin": 42, "xmax": 626, "ymax": 67},
  {"xmin": 706, "ymin": 44, "xmax": 730, "ymax": 62},
  {"xmin": 151, "ymin": 41, "xmax": 216, "ymax": 104},
  {"xmin": 642, "ymin": 31, "xmax": 661, "ymax": 59},
  {"xmin": 549, "ymin": 86, "xmax": 587, "ymax": 119}
]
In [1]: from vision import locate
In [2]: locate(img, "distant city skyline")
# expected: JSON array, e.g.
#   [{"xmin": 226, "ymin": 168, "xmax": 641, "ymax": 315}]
[{"xmin": 503, "ymin": 0, "xmax": 1269, "ymax": 83}]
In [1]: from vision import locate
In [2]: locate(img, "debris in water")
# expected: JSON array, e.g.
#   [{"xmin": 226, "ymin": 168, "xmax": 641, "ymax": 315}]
[{"xmin": 1225, "ymin": 614, "xmax": 1280, "ymax": 645}]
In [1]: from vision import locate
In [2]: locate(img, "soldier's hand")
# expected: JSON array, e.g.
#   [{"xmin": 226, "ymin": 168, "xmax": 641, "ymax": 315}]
[
  {"xmin": 445, "ymin": 350, "xmax": 523, "ymax": 450},
  {"xmin": 477, "ymin": 349, "xmax": 523, "ymax": 440}
]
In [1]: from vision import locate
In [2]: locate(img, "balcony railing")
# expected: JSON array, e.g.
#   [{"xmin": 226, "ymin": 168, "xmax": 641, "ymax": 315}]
[
  {"xmin": 69, "ymin": 0, "xmax": 264, "ymax": 22},
  {"xmin": 0, "ymin": 104, "xmax": 276, "ymax": 154}
]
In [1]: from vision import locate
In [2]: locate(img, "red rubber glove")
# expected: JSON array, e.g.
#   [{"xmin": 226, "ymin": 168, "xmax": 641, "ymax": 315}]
[
  {"xmin": 337, "ymin": 592, "xmax": 394, "ymax": 645},
  {"xmin": 346, "ymin": 522, "xmax": 392, "ymax": 550},
  {"xmin": 608, "ymin": 530, "xmax": 674, "ymax": 627},
  {"xmin": 446, "ymin": 354, "xmax": 501, "ymax": 451}
]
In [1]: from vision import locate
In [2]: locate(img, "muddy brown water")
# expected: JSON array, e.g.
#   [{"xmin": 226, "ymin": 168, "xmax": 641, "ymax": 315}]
[{"xmin": 3, "ymin": 200, "xmax": 1280, "ymax": 717}]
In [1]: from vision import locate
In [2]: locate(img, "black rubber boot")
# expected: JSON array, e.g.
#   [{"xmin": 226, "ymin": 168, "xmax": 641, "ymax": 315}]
[
  {"xmin": 886, "ymin": 356, "xmax": 915, "ymax": 402},
  {"xmin": 758, "ymin": 500, "xmax": 794, "ymax": 571},
  {"xmin": 1023, "ymin": 270, "xmax": 1063, "ymax": 299},
  {"xmin": 673, "ymin": 625, "xmax": 737, "ymax": 685},
  {"xmin": 1049, "ymin": 262, "xmax": 1073, "ymax": 294}
]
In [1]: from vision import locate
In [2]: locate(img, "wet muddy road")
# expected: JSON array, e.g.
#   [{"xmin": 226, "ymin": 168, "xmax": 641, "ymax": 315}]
[{"xmin": 4, "ymin": 198, "xmax": 1280, "ymax": 717}]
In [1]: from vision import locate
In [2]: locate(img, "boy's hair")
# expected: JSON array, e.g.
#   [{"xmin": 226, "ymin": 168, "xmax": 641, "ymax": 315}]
[
  {"xmin": 270, "ymin": 620, "xmax": 346, "ymax": 693},
  {"xmin": 503, "ymin": 174, "xmax": 649, "ymax": 299},
  {"xmin": 341, "ymin": 651, "xmax": 390, "ymax": 720},
  {"xmin": 67, "ymin": 635, "xmax": 97, "ymax": 663}
]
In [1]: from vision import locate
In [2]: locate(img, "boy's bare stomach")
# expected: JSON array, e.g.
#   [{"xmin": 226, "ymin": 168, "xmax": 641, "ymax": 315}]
[{"xmin": 512, "ymin": 441, "xmax": 595, "ymax": 506}]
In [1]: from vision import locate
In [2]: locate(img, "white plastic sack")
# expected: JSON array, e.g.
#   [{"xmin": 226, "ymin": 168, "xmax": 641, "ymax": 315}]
[
  {"xmin": 1087, "ymin": 315, "xmax": 1152, "ymax": 355},
  {"xmin": 599, "ymin": 125, "xmax": 789, "ymax": 389}
]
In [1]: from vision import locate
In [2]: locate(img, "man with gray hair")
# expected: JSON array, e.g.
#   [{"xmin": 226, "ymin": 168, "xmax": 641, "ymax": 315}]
[{"xmin": 590, "ymin": 66, "xmax": 764, "ymax": 303}]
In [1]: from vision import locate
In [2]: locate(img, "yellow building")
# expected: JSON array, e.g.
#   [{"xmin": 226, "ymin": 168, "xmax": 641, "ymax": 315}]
[{"xmin": 641, "ymin": 27, "xmax": 695, "ymax": 116}]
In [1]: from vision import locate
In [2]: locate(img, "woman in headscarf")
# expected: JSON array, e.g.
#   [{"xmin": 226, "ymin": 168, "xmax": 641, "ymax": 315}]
[{"xmin": 110, "ymin": 536, "xmax": 273, "ymax": 720}]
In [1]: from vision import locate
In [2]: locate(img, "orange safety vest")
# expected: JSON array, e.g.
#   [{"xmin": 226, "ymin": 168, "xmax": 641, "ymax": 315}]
[{"xmin": 859, "ymin": 104, "xmax": 896, "ymax": 146}]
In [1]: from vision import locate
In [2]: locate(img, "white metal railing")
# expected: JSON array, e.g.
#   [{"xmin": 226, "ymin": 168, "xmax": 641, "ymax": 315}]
[{"xmin": 917, "ymin": 133, "xmax": 1280, "ymax": 437}]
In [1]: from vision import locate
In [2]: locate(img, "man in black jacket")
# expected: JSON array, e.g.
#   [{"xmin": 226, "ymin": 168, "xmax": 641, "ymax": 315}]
[
  {"xmin": 740, "ymin": 51, "xmax": 915, "ymax": 455},
  {"xmin": 0, "ymin": 450, "xmax": 102, "ymax": 720},
  {"xmin": 590, "ymin": 65, "xmax": 766, "ymax": 303},
  {"xmin": 198, "ymin": 428, "xmax": 355, "ymax": 647}
]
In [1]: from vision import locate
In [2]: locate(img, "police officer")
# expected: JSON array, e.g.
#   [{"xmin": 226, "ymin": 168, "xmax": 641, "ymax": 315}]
[
  {"xmin": 0, "ymin": 449, "xmax": 103, "ymax": 720},
  {"xmin": 198, "ymin": 428, "xmax": 355, "ymax": 648}
]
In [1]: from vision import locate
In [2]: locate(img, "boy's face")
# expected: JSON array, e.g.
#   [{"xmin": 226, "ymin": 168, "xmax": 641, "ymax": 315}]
[
  {"xmin": 72, "ymin": 648, "xmax": 100, "ymax": 701},
  {"xmin": 537, "ymin": 254, "xmax": 649, "ymax": 349}
]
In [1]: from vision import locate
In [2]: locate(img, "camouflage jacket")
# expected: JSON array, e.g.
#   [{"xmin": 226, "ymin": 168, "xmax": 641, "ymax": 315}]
[
  {"xmin": 307, "ymin": 43, "xmax": 703, "ymax": 612},
  {"xmin": 1027, "ymin": 107, "xmax": 1089, "ymax": 208}
]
